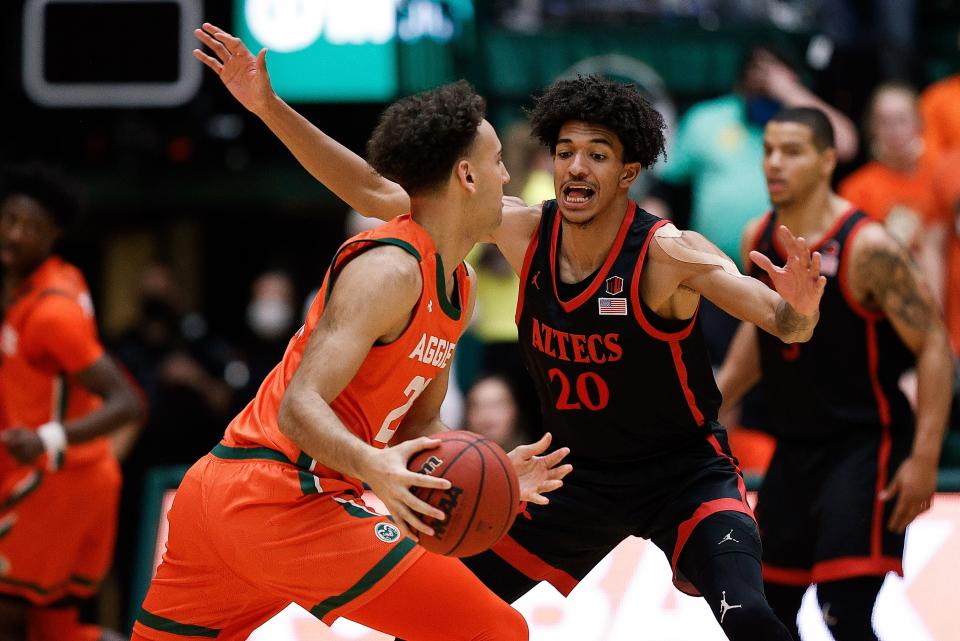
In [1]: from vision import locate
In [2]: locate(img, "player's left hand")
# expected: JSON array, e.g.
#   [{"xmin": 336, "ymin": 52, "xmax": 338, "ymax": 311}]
[
  {"xmin": 879, "ymin": 455, "xmax": 937, "ymax": 533},
  {"xmin": 749, "ymin": 225, "xmax": 826, "ymax": 318},
  {"xmin": 508, "ymin": 433, "xmax": 572, "ymax": 505},
  {"xmin": 1, "ymin": 428, "xmax": 44, "ymax": 465}
]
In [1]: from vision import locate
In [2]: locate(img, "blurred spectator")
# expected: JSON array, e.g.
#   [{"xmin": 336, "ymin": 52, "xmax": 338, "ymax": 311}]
[
  {"xmin": 649, "ymin": 45, "xmax": 858, "ymax": 361},
  {"xmin": 501, "ymin": 121, "xmax": 554, "ymax": 203},
  {"xmin": 838, "ymin": 83, "xmax": 940, "ymax": 287},
  {"xmin": 113, "ymin": 264, "xmax": 234, "ymax": 448},
  {"xmin": 464, "ymin": 373, "xmax": 525, "ymax": 452},
  {"xmin": 818, "ymin": 0, "xmax": 916, "ymax": 82},
  {"xmin": 920, "ymin": 72, "xmax": 960, "ymax": 162},
  {"xmin": 112, "ymin": 263, "xmax": 236, "ymax": 622},
  {"xmin": 229, "ymin": 270, "xmax": 297, "ymax": 410}
]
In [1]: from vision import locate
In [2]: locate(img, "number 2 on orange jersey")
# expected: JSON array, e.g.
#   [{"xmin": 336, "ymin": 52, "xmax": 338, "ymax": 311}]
[{"xmin": 373, "ymin": 375, "xmax": 432, "ymax": 445}]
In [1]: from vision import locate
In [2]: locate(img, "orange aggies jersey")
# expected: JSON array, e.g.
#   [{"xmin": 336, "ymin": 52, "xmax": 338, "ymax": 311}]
[
  {"xmin": 223, "ymin": 215, "xmax": 471, "ymax": 495},
  {"xmin": 0, "ymin": 256, "xmax": 107, "ymax": 467}
]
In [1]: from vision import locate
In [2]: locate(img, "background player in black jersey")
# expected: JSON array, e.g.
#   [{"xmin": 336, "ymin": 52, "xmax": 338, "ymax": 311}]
[
  {"xmin": 717, "ymin": 107, "xmax": 953, "ymax": 641},
  {"xmin": 196, "ymin": 33, "xmax": 827, "ymax": 639}
]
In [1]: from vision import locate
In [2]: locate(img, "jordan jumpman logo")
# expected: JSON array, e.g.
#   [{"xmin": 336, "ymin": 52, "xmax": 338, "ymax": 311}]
[
  {"xmin": 719, "ymin": 591, "xmax": 742, "ymax": 623},
  {"xmin": 718, "ymin": 529, "xmax": 739, "ymax": 545}
]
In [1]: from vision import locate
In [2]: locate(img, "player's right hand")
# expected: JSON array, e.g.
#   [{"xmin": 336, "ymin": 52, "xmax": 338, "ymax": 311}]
[
  {"xmin": 193, "ymin": 22, "xmax": 274, "ymax": 115},
  {"xmin": 358, "ymin": 437, "xmax": 452, "ymax": 541}
]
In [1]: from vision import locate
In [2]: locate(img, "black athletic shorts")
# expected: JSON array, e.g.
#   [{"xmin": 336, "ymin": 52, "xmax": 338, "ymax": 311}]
[
  {"xmin": 478, "ymin": 422, "xmax": 759, "ymax": 597},
  {"xmin": 756, "ymin": 425, "xmax": 911, "ymax": 587}
]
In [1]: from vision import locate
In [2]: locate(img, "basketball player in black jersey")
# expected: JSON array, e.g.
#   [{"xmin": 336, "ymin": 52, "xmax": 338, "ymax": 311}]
[
  {"xmin": 195, "ymin": 32, "xmax": 824, "ymax": 638},
  {"xmin": 717, "ymin": 107, "xmax": 953, "ymax": 640}
]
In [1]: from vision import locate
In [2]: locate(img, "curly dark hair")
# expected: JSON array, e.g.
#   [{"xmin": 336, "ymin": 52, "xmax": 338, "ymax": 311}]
[
  {"xmin": 367, "ymin": 80, "xmax": 486, "ymax": 196},
  {"xmin": 528, "ymin": 75, "xmax": 666, "ymax": 168},
  {"xmin": 0, "ymin": 163, "xmax": 80, "ymax": 228}
]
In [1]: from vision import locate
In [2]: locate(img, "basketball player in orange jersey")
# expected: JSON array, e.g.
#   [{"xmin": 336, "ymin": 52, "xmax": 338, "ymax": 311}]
[
  {"xmin": 717, "ymin": 108, "xmax": 952, "ymax": 640},
  {"xmin": 203, "ymin": 28, "xmax": 828, "ymax": 639},
  {"xmin": 133, "ymin": 26, "xmax": 570, "ymax": 641},
  {"xmin": 0, "ymin": 165, "xmax": 144, "ymax": 641}
]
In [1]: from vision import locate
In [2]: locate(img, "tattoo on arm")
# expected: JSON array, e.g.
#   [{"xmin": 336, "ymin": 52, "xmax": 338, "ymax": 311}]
[
  {"xmin": 775, "ymin": 300, "xmax": 816, "ymax": 338},
  {"xmin": 856, "ymin": 247, "xmax": 933, "ymax": 330}
]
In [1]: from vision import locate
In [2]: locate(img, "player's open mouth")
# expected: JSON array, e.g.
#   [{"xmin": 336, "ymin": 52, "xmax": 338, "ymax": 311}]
[{"xmin": 562, "ymin": 184, "xmax": 596, "ymax": 207}]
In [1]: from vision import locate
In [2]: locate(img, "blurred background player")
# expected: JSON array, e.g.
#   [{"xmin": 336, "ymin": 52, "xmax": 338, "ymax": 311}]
[
  {"xmin": 718, "ymin": 107, "xmax": 953, "ymax": 640},
  {"xmin": 0, "ymin": 165, "xmax": 144, "ymax": 641}
]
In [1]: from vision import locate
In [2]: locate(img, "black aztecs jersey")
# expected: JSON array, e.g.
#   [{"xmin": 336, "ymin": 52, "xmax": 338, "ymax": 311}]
[
  {"xmin": 516, "ymin": 200, "xmax": 722, "ymax": 466},
  {"xmin": 750, "ymin": 208, "xmax": 915, "ymax": 440}
]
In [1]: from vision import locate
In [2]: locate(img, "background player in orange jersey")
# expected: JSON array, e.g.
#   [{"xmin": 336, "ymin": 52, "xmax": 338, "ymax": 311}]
[
  {"xmin": 0, "ymin": 165, "xmax": 144, "ymax": 641},
  {"xmin": 718, "ymin": 108, "xmax": 953, "ymax": 641},
  {"xmin": 133, "ymin": 25, "xmax": 570, "ymax": 641},
  {"xmin": 215, "ymin": 38, "xmax": 829, "ymax": 635}
]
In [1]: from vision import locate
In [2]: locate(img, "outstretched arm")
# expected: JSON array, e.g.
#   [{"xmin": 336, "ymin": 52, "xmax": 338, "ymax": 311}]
[
  {"xmin": 851, "ymin": 226, "xmax": 953, "ymax": 533},
  {"xmin": 193, "ymin": 23, "xmax": 409, "ymax": 219},
  {"xmin": 654, "ymin": 224, "xmax": 825, "ymax": 343}
]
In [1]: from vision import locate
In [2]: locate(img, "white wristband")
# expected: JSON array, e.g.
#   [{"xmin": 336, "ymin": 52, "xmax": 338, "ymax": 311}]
[{"xmin": 37, "ymin": 422, "xmax": 67, "ymax": 471}]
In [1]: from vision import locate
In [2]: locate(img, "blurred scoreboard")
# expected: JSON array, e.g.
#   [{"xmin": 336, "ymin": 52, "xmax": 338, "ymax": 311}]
[
  {"xmin": 21, "ymin": 0, "xmax": 473, "ymax": 107},
  {"xmin": 142, "ymin": 489, "xmax": 960, "ymax": 641},
  {"xmin": 234, "ymin": 0, "xmax": 474, "ymax": 102}
]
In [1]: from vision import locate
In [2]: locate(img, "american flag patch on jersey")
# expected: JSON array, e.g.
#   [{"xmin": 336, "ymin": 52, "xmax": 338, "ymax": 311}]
[{"xmin": 598, "ymin": 297, "xmax": 628, "ymax": 315}]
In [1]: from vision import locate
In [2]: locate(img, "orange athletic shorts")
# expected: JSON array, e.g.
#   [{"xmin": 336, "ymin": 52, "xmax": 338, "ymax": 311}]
[
  {"xmin": 133, "ymin": 449, "xmax": 526, "ymax": 641},
  {"xmin": 0, "ymin": 454, "xmax": 120, "ymax": 605}
]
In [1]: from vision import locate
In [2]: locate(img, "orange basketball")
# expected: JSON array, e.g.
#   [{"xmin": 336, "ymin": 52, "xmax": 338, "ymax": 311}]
[{"xmin": 408, "ymin": 430, "xmax": 520, "ymax": 557}]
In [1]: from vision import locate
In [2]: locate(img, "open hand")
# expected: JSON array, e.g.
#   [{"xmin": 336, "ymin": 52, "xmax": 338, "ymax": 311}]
[
  {"xmin": 749, "ymin": 225, "xmax": 826, "ymax": 317},
  {"xmin": 508, "ymin": 433, "xmax": 572, "ymax": 505},
  {"xmin": 193, "ymin": 22, "xmax": 274, "ymax": 115},
  {"xmin": 360, "ymin": 437, "xmax": 452, "ymax": 541}
]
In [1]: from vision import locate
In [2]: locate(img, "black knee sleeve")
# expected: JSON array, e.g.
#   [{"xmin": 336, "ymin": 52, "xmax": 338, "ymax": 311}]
[{"xmin": 816, "ymin": 576, "xmax": 884, "ymax": 641}]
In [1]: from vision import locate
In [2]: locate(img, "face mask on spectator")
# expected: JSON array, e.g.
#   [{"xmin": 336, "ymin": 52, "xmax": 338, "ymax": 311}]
[
  {"xmin": 247, "ymin": 297, "xmax": 293, "ymax": 340},
  {"xmin": 745, "ymin": 96, "xmax": 781, "ymax": 127}
]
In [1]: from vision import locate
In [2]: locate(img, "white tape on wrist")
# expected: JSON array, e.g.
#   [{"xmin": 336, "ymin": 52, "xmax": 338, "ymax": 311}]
[{"xmin": 37, "ymin": 422, "xmax": 67, "ymax": 471}]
